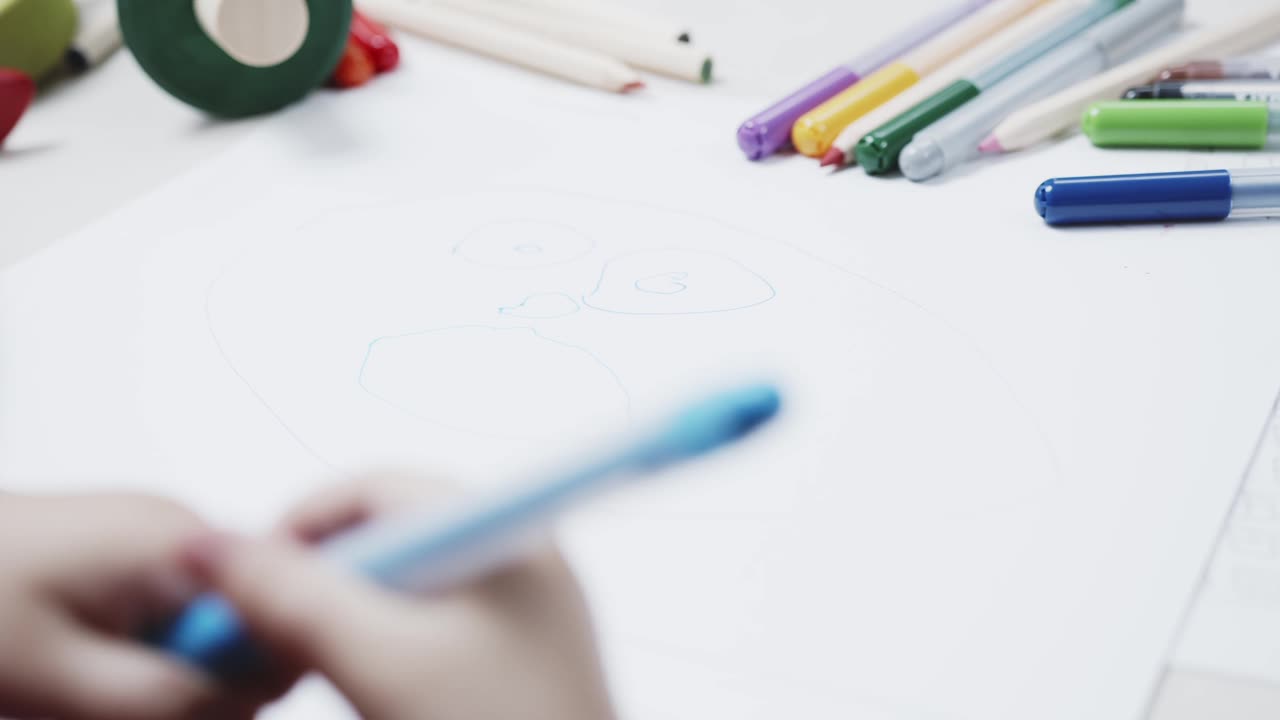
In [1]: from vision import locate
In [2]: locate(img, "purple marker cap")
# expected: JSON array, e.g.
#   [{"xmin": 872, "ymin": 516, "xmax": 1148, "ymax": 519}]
[{"xmin": 736, "ymin": 0, "xmax": 994, "ymax": 161}]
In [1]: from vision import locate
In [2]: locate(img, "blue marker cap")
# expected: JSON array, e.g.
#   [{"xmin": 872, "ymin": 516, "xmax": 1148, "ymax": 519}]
[
  {"xmin": 1035, "ymin": 169, "xmax": 1233, "ymax": 225},
  {"xmin": 644, "ymin": 384, "xmax": 781, "ymax": 465}
]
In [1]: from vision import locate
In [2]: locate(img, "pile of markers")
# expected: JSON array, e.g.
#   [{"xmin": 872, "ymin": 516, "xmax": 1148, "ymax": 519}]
[
  {"xmin": 330, "ymin": 10, "xmax": 402, "ymax": 89},
  {"xmin": 739, "ymin": 0, "xmax": 1280, "ymax": 226},
  {"xmin": 360, "ymin": 0, "xmax": 712, "ymax": 92}
]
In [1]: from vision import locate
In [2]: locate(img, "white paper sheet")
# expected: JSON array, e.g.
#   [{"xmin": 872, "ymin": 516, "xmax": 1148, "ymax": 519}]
[
  {"xmin": 1174, "ymin": 387, "xmax": 1280, "ymax": 682},
  {"xmin": 4, "ymin": 31, "xmax": 1280, "ymax": 720}
]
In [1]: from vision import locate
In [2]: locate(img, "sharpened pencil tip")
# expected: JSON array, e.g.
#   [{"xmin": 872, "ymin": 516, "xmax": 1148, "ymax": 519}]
[
  {"xmin": 819, "ymin": 148, "xmax": 844, "ymax": 168},
  {"xmin": 622, "ymin": 81, "xmax": 646, "ymax": 94},
  {"xmin": 977, "ymin": 135, "xmax": 1003, "ymax": 154}
]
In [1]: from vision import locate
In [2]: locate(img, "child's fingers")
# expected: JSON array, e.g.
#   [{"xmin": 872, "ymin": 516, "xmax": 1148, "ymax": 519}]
[
  {"xmin": 277, "ymin": 471, "xmax": 459, "ymax": 543},
  {"xmin": 42, "ymin": 622, "xmax": 241, "ymax": 720},
  {"xmin": 183, "ymin": 533, "xmax": 408, "ymax": 666},
  {"xmin": 182, "ymin": 531, "xmax": 494, "ymax": 718}
]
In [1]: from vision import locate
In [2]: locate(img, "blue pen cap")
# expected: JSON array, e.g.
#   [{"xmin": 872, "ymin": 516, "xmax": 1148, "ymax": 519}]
[{"xmin": 1035, "ymin": 169, "xmax": 1233, "ymax": 226}]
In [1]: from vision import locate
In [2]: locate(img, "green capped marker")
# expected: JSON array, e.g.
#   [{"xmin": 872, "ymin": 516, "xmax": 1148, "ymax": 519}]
[
  {"xmin": 857, "ymin": 0, "xmax": 1134, "ymax": 175},
  {"xmin": 1083, "ymin": 100, "xmax": 1280, "ymax": 149}
]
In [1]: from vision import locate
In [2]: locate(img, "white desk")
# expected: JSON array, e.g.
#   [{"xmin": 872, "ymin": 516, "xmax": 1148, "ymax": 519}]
[{"xmin": 2, "ymin": 0, "xmax": 1278, "ymax": 716}]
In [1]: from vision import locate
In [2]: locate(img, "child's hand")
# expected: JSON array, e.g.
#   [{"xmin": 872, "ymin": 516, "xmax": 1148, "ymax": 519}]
[
  {"xmin": 0, "ymin": 493, "xmax": 267, "ymax": 720},
  {"xmin": 184, "ymin": 475, "xmax": 618, "ymax": 720}
]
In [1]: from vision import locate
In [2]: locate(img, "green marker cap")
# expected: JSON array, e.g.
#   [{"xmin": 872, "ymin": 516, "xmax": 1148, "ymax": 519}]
[
  {"xmin": 857, "ymin": 79, "xmax": 981, "ymax": 175},
  {"xmin": 1082, "ymin": 100, "xmax": 1277, "ymax": 149}
]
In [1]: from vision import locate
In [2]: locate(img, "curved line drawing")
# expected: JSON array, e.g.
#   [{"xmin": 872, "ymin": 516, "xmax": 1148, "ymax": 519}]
[
  {"xmin": 452, "ymin": 218, "xmax": 596, "ymax": 268},
  {"xmin": 204, "ymin": 186, "xmax": 1063, "ymax": 483},
  {"xmin": 635, "ymin": 272, "xmax": 689, "ymax": 295},
  {"xmin": 356, "ymin": 324, "xmax": 632, "ymax": 440},
  {"xmin": 584, "ymin": 249, "xmax": 777, "ymax": 316},
  {"xmin": 499, "ymin": 292, "xmax": 581, "ymax": 319}
]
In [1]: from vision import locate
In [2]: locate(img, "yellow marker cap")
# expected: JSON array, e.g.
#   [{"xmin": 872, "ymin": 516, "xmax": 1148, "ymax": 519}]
[{"xmin": 791, "ymin": 61, "xmax": 920, "ymax": 157}]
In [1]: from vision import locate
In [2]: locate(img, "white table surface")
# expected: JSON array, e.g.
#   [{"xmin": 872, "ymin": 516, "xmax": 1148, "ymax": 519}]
[{"xmin": 2, "ymin": 0, "xmax": 1278, "ymax": 716}]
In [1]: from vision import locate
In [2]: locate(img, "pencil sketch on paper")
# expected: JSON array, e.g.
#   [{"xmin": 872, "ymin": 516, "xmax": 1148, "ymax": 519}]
[
  {"xmin": 499, "ymin": 292, "xmax": 582, "ymax": 319},
  {"xmin": 583, "ymin": 249, "xmax": 777, "ymax": 315},
  {"xmin": 358, "ymin": 325, "xmax": 630, "ymax": 439},
  {"xmin": 453, "ymin": 218, "xmax": 596, "ymax": 268}
]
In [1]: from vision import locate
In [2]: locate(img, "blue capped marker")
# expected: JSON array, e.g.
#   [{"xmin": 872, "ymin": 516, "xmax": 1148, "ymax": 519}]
[
  {"xmin": 1035, "ymin": 168, "xmax": 1280, "ymax": 226},
  {"xmin": 156, "ymin": 384, "xmax": 783, "ymax": 679}
]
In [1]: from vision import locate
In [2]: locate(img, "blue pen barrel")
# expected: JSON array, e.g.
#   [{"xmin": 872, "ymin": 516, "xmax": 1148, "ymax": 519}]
[
  {"xmin": 150, "ymin": 383, "xmax": 783, "ymax": 679},
  {"xmin": 1035, "ymin": 169, "xmax": 1233, "ymax": 225}
]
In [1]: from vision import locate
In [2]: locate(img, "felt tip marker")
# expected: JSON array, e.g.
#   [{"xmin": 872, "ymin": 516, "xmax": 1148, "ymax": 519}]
[
  {"xmin": 1158, "ymin": 57, "xmax": 1280, "ymax": 82},
  {"xmin": 981, "ymin": 4, "xmax": 1280, "ymax": 154},
  {"xmin": 155, "ymin": 384, "xmax": 783, "ymax": 679},
  {"xmin": 857, "ymin": 0, "xmax": 1134, "ymax": 175},
  {"xmin": 350, "ymin": 9, "xmax": 400, "ymax": 73},
  {"xmin": 820, "ymin": 0, "xmax": 1088, "ymax": 169},
  {"xmin": 66, "ymin": 0, "xmax": 122, "ymax": 72},
  {"xmin": 1124, "ymin": 80, "xmax": 1280, "ymax": 102},
  {"xmin": 1036, "ymin": 168, "xmax": 1280, "ymax": 226},
  {"xmin": 734, "ymin": 0, "xmax": 993, "ymax": 160},
  {"xmin": 790, "ymin": 0, "xmax": 1052, "ymax": 158},
  {"xmin": 1083, "ymin": 99, "xmax": 1280, "ymax": 149},
  {"xmin": 899, "ymin": 0, "xmax": 1181, "ymax": 182}
]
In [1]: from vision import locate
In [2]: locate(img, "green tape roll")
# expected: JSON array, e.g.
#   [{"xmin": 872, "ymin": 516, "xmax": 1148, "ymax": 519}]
[
  {"xmin": 118, "ymin": 0, "xmax": 351, "ymax": 118},
  {"xmin": 0, "ymin": 0, "xmax": 78, "ymax": 79}
]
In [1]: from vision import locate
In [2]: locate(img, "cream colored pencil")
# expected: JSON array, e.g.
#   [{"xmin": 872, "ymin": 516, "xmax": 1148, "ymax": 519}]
[
  {"xmin": 360, "ymin": 0, "xmax": 645, "ymax": 92},
  {"xmin": 983, "ymin": 4, "xmax": 1280, "ymax": 152},
  {"xmin": 435, "ymin": 0, "xmax": 711, "ymax": 82},
  {"xmin": 504, "ymin": 0, "xmax": 690, "ymax": 44},
  {"xmin": 824, "ymin": 0, "xmax": 1088, "ymax": 166}
]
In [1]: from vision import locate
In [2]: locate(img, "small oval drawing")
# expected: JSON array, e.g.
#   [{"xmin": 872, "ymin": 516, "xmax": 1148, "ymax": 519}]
[{"xmin": 454, "ymin": 219, "xmax": 594, "ymax": 268}]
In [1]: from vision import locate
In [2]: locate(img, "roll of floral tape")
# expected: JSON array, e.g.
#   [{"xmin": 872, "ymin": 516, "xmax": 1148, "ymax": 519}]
[
  {"xmin": 118, "ymin": 0, "xmax": 352, "ymax": 117},
  {"xmin": 0, "ymin": 0, "xmax": 78, "ymax": 79}
]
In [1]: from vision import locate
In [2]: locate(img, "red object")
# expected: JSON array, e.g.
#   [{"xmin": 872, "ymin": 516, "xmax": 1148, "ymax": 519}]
[
  {"xmin": 0, "ymin": 69, "xmax": 35, "ymax": 148},
  {"xmin": 351, "ymin": 10, "xmax": 400, "ymax": 73},
  {"xmin": 330, "ymin": 37, "xmax": 377, "ymax": 89}
]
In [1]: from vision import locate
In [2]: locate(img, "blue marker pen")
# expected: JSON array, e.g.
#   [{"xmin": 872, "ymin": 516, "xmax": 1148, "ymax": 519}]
[
  {"xmin": 156, "ymin": 383, "xmax": 783, "ymax": 679},
  {"xmin": 1035, "ymin": 168, "xmax": 1280, "ymax": 226}
]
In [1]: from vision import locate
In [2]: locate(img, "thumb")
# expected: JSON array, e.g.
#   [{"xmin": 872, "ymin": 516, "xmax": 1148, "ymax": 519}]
[{"xmin": 182, "ymin": 533, "xmax": 412, "ymax": 685}]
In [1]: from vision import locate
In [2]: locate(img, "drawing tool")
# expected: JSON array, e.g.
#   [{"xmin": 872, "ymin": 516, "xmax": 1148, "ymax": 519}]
[
  {"xmin": 790, "ymin": 0, "xmax": 1052, "ymax": 158},
  {"xmin": 980, "ymin": 4, "xmax": 1280, "ymax": 153},
  {"xmin": 0, "ymin": 69, "xmax": 35, "ymax": 147},
  {"xmin": 330, "ymin": 35, "xmax": 377, "ymax": 88},
  {"xmin": 1036, "ymin": 168, "xmax": 1280, "ymax": 225},
  {"xmin": 156, "ymin": 383, "xmax": 783, "ymax": 678},
  {"xmin": 66, "ymin": 0, "xmax": 121, "ymax": 72},
  {"xmin": 1159, "ymin": 57, "xmax": 1280, "ymax": 81},
  {"xmin": 119, "ymin": 0, "xmax": 351, "ymax": 117},
  {"xmin": 360, "ymin": 0, "xmax": 645, "ymax": 93},
  {"xmin": 350, "ymin": 9, "xmax": 400, "ymax": 73},
  {"xmin": 0, "ymin": 0, "xmax": 77, "ymax": 79},
  {"xmin": 899, "ymin": 0, "xmax": 1182, "ymax": 182},
  {"xmin": 1125, "ymin": 80, "xmax": 1280, "ymax": 101},
  {"xmin": 735, "ymin": 0, "xmax": 994, "ymax": 160},
  {"xmin": 1082, "ymin": 99, "xmax": 1279, "ymax": 149},
  {"xmin": 820, "ymin": 0, "xmax": 1089, "ymax": 168},
  {"xmin": 435, "ymin": 0, "xmax": 711, "ymax": 83},
  {"xmin": 857, "ymin": 0, "xmax": 1133, "ymax": 175},
  {"xmin": 502, "ymin": 0, "xmax": 691, "ymax": 44}
]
